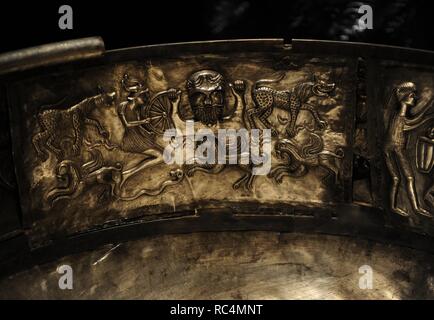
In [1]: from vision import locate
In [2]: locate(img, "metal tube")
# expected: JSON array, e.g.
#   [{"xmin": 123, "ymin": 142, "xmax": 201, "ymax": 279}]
[{"xmin": 0, "ymin": 37, "xmax": 105, "ymax": 75}]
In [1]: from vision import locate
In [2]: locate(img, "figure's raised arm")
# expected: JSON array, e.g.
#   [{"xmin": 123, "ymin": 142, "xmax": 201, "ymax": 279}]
[
  {"xmin": 405, "ymin": 113, "xmax": 434, "ymax": 131},
  {"xmin": 118, "ymin": 101, "xmax": 152, "ymax": 128},
  {"xmin": 405, "ymin": 99, "xmax": 434, "ymax": 126}
]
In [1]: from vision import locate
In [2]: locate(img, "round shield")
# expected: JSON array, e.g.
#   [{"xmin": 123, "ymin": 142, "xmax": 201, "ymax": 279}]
[{"xmin": 416, "ymin": 136, "xmax": 434, "ymax": 173}]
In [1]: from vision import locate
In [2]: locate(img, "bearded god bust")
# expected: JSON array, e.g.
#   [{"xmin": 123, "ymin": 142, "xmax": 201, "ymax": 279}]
[{"xmin": 186, "ymin": 70, "xmax": 225, "ymax": 126}]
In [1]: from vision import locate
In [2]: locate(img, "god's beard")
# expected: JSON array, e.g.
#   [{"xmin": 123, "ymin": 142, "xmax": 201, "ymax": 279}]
[{"xmin": 193, "ymin": 104, "xmax": 224, "ymax": 126}]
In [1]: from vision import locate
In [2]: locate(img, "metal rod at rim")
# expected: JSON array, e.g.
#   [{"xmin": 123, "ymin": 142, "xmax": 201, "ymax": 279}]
[{"xmin": 0, "ymin": 37, "xmax": 105, "ymax": 76}]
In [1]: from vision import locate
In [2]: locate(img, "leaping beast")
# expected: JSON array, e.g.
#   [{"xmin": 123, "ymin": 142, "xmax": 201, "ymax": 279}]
[{"xmin": 247, "ymin": 72, "xmax": 335, "ymax": 137}]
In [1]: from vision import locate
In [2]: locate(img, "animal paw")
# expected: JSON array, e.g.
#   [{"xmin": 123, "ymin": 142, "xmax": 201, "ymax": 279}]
[
  {"xmin": 268, "ymin": 172, "xmax": 282, "ymax": 184},
  {"xmin": 245, "ymin": 181, "xmax": 254, "ymax": 191},
  {"xmin": 232, "ymin": 180, "xmax": 242, "ymax": 190},
  {"xmin": 275, "ymin": 177, "xmax": 283, "ymax": 184},
  {"xmin": 232, "ymin": 179, "xmax": 253, "ymax": 191},
  {"xmin": 170, "ymin": 169, "xmax": 184, "ymax": 181}
]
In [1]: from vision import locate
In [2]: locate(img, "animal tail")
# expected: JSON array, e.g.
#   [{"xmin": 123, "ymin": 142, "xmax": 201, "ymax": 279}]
[
  {"xmin": 254, "ymin": 73, "xmax": 286, "ymax": 89},
  {"xmin": 117, "ymin": 171, "xmax": 184, "ymax": 201}
]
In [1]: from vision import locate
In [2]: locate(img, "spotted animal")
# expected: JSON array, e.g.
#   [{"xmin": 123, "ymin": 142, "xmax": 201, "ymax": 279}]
[
  {"xmin": 248, "ymin": 73, "xmax": 335, "ymax": 137},
  {"xmin": 32, "ymin": 90, "xmax": 116, "ymax": 162}
]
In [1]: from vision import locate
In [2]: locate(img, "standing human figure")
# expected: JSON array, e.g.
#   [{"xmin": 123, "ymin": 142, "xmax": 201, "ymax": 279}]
[{"xmin": 384, "ymin": 82, "xmax": 434, "ymax": 217}]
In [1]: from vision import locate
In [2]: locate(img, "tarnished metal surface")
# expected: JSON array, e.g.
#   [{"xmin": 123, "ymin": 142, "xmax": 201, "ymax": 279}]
[
  {"xmin": 1, "ymin": 232, "xmax": 434, "ymax": 299},
  {"xmin": 4, "ymin": 39, "xmax": 357, "ymax": 247},
  {"xmin": 2, "ymin": 39, "xmax": 434, "ymax": 300}
]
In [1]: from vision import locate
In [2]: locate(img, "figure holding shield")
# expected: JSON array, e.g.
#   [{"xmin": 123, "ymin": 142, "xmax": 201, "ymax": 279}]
[{"xmin": 384, "ymin": 82, "xmax": 434, "ymax": 218}]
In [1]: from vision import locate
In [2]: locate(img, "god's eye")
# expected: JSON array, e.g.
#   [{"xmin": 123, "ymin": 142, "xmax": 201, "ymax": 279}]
[
  {"xmin": 191, "ymin": 93, "xmax": 205, "ymax": 105},
  {"xmin": 211, "ymin": 91, "xmax": 223, "ymax": 104}
]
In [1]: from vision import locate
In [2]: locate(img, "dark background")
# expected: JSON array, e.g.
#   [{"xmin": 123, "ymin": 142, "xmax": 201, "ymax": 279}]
[{"xmin": 0, "ymin": 0, "xmax": 433, "ymax": 53}]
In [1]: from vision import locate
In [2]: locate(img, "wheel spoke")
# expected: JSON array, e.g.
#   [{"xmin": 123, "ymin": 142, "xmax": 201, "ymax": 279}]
[
  {"xmin": 153, "ymin": 116, "xmax": 163, "ymax": 128},
  {"xmin": 150, "ymin": 110, "xmax": 162, "ymax": 115},
  {"xmin": 153, "ymin": 99, "xmax": 166, "ymax": 112},
  {"xmin": 164, "ymin": 117, "xmax": 172, "ymax": 129}
]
